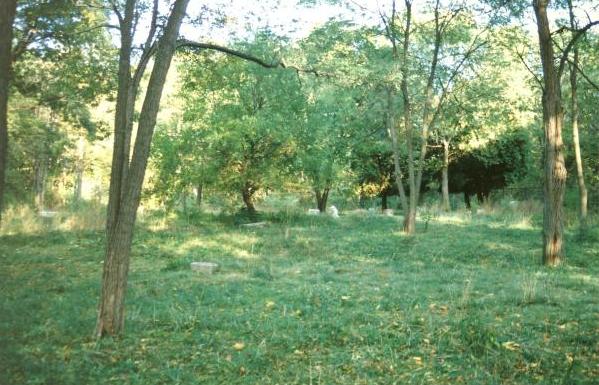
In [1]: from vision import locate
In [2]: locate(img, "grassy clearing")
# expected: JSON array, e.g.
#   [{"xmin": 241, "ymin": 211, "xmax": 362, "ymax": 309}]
[{"xmin": 1, "ymin": 207, "xmax": 598, "ymax": 384}]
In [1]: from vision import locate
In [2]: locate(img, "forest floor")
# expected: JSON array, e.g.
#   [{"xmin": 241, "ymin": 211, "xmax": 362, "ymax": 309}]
[{"xmin": 1, "ymin": 207, "xmax": 599, "ymax": 384}]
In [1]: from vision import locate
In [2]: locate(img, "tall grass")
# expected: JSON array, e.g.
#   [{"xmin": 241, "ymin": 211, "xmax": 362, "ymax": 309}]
[{"xmin": 0, "ymin": 201, "xmax": 106, "ymax": 236}]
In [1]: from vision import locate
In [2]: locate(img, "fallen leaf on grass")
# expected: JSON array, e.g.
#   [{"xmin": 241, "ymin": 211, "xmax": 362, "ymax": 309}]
[
  {"xmin": 566, "ymin": 353, "xmax": 574, "ymax": 364},
  {"xmin": 502, "ymin": 341, "xmax": 520, "ymax": 351},
  {"xmin": 233, "ymin": 342, "xmax": 245, "ymax": 351}
]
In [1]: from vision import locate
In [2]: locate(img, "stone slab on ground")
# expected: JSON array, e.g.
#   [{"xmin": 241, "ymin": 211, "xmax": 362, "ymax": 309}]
[
  {"xmin": 39, "ymin": 211, "xmax": 59, "ymax": 218},
  {"xmin": 190, "ymin": 262, "xmax": 219, "ymax": 273},
  {"xmin": 240, "ymin": 221, "xmax": 269, "ymax": 228}
]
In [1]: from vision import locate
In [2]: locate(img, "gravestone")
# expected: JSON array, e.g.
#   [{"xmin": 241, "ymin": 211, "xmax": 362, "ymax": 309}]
[
  {"xmin": 329, "ymin": 205, "xmax": 339, "ymax": 218},
  {"xmin": 190, "ymin": 262, "xmax": 219, "ymax": 274}
]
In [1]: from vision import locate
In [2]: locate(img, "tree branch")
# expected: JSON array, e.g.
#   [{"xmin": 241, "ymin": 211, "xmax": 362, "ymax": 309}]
[
  {"xmin": 558, "ymin": 20, "xmax": 599, "ymax": 78},
  {"xmin": 432, "ymin": 37, "xmax": 488, "ymax": 127},
  {"xmin": 176, "ymin": 39, "xmax": 333, "ymax": 77},
  {"xmin": 567, "ymin": 57, "xmax": 599, "ymax": 92},
  {"xmin": 109, "ymin": 0, "xmax": 123, "ymax": 24},
  {"xmin": 514, "ymin": 48, "xmax": 543, "ymax": 89}
]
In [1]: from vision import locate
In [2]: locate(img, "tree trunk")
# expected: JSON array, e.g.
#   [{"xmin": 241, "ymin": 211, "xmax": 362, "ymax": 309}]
[
  {"xmin": 195, "ymin": 183, "xmax": 203, "ymax": 208},
  {"xmin": 315, "ymin": 186, "xmax": 330, "ymax": 213},
  {"xmin": 441, "ymin": 139, "xmax": 450, "ymax": 211},
  {"xmin": 386, "ymin": 89, "xmax": 409, "ymax": 215},
  {"xmin": 34, "ymin": 158, "xmax": 47, "ymax": 211},
  {"xmin": 570, "ymin": 66, "xmax": 587, "ymax": 225},
  {"xmin": 0, "ymin": 0, "xmax": 17, "ymax": 224},
  {"xmin": 181, "ymin": 191, "xmax": 188, "ymax": 213},
  {"xmin": 534, "ymin": 0, "xmax": 567, "ymax": 266},
  {"xmin": 105, "ymin": 0, "xmax": 135, "ymax": 238},
  {"xmin": 567, "ymin": 0, "xmax": 588, "ymax": 226},
  {"xmin": 381, "ymin": 193, "xmax": 388, "ymax": 211},
  {"xmin": 400, "ymin": 1, "xmax": 416, "ymax": 235},
  {"xmin": 73, "ymin": 137, "xmax": 85, "ymax": 203},
  {"xmin": 241, "ymin": 182, "xmax": 257, "ymax": 213},
  {"xmin": 96, "ymin": 0, "xmax": 190, "ymax": 338}
]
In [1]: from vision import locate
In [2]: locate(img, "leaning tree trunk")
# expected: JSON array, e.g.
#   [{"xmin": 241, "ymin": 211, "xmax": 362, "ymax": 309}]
[
  {"xmin": 568, "ymin": 0, "xmax": 588, "ymax": 226},
  {"xmin": 534, "ymin": 0, "xmax": 567, "ymax": 266},
  {"xmin": 441, "ymin": 139, "xmax": 450, "ymax": 212},
  {"xmin": 0, "ymin": 0, "xmax": 16, "ymax": 224},
  {"xmin": 96, "ymin": 0, "xmax": 190, "ymax": 338},
  {"xmin": 105, "ymin": 0, "xmax": 135, "ymax": 238},
  {"xmin": 315, "ymin": 186, "xmax": 330, "ymax": 213}
]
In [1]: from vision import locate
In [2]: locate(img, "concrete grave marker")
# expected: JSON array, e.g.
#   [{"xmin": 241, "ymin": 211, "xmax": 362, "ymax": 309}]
[{"xmin": 190, "ymin": 262, "xmax": 219, "ymax": 274}]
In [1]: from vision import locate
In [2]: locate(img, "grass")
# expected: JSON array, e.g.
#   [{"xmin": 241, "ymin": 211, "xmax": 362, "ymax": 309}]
[{"xmin": 1, "ymin": 205, "xmax": 599, "ymax": 384}]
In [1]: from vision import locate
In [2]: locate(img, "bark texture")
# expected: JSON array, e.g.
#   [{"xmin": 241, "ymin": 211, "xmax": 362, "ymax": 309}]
[
  {"xmin": 534, "ymin": 0, "xmax": 567, "ymax": 266},
  {"xmin": 105, "ymin": 0, "xmax": 135, "ymax": 238},
  {"xmin": 96, "ymin": 0, "xmax": 190, "ymax": 338},
  {"xmin": 0, "ymin": 0, "xmax": 17, "ymax": 223}
]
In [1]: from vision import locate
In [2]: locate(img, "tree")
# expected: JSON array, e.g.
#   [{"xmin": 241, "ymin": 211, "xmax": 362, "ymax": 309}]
[
  {"xmin": 380, "ymin": 0, "xmax": 486, "ymax": 233},
  {"xmin": 292, "ymin": 22, "xmax": 370, "ymax": 212},
  {"xmin": 432, "ymin": 27, "xmax": 528, "ymax": 211},
  {"xmin": 566, "ymin": 0, "xmax": 588, "ymax": 226},
  {"xmin": 0, "ymin": 0, "xmax": 17, "ymax": 223},
  {"xmin": 100, "ymin": 1, "xmax": 325, "ymax": 335},
  {"xmin": 175, "ymin": 34, "xmax": 308, "ymax": 214},
  {"xmin": 96, "ymin": 0, "xmax": 190, "ymax": 337},
  {"xmin": 532, "ymin": 0, "xmax": 597, "ymax": 265},
  {"xmin": 150, "ymin": 117, "xmax": 210, "ymax": 211},
  {"xmin": 1, "ymin": 0, "xmax": 114, "ymax": 217},
  {"xmin": 2, "ymin": 0, "xmax": 106, "ymax": 220}
]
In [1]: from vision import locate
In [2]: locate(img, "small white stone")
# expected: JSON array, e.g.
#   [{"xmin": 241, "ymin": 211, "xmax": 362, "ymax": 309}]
[
  {"xmin": 329, "ymin": 205, "xmax": 339, "ymax": 218},
  {"xmin": 307, "ymin": 209, "xmax": 320, "ymax": 215},
  {"xmin": 383, "ymin": 209, "xmax": 394, "ymax": 216},
  {"xmin": 190, "ymin": 262, "xmax": 219, "ymax": 274}
]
